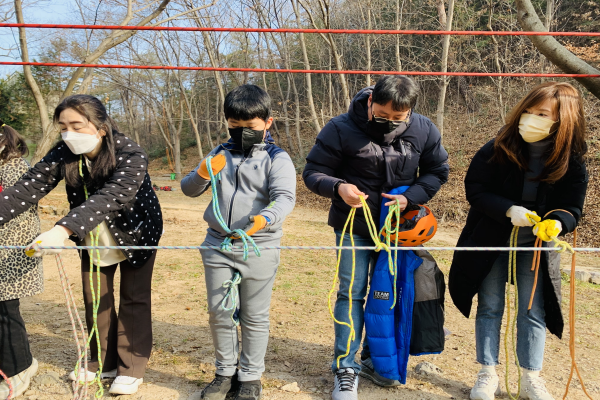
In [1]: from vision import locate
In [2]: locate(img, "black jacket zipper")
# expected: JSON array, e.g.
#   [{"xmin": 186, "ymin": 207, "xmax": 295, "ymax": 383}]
[{"xmin": 227, "ymin": 156, "xmax": 246, "ymax": 228}]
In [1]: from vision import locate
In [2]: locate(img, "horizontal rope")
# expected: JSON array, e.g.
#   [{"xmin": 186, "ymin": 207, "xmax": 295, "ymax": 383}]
[
  {"xmin": 1, "ymin": 23, "xmax": 600, "ymax": 37},
  {"xmin": 1, "ymin": 61, "xmax": 598, "ymax": 77},
  {"xmin": 4, "ymin": 245, "xmax": 600, "ymax": 252}
]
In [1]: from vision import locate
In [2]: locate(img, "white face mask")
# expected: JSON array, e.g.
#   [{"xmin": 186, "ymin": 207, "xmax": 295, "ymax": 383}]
[
  {"xmin": 518, "ymin": 113, "xmax": 557, "ymax": 143},
  {"xmin": 61, "ymin": 131, "xmax": 101, "ymax": 155}
]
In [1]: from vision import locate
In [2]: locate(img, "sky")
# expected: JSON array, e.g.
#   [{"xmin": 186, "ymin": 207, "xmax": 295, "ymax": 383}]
[{"xmin": 0, "ymin": 0, "xmax": 72, "ymax": 77}]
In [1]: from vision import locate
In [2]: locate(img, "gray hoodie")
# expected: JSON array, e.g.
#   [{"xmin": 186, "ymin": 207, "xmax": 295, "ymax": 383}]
[{"xmin": 181, "ymin": 136, "xmax": 296, "ymax": 246}]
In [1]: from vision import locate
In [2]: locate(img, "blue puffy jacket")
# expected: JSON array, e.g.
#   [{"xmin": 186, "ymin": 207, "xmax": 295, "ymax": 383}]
[{"xmin": 364, "ymin": 186, "xmax": 444, "ymax": 383}]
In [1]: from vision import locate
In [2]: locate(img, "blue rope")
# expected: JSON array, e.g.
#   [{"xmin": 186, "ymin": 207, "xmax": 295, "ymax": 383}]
[
  {"xmin": 221, "ymin": 271, "xmax": 242, "ymax": 326},
  {"xmin": 206, "ymin": 156, "xmax": 261, "ymax": 261}
]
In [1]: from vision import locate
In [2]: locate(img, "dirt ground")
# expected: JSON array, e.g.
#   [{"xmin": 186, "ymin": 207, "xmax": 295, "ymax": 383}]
[{"xmin": 14, "ymin": 176, "xmax": 600, "ymax": 400}]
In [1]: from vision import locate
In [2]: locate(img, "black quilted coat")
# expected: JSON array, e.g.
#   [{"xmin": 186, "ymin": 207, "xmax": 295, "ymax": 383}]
[
  {"xmin": 0, "ymin": 133, "xmax": 163, "ymax": 267},
  {"xmin": 449, "ymin": 139, "xmax": 588, "ymax": 338}
]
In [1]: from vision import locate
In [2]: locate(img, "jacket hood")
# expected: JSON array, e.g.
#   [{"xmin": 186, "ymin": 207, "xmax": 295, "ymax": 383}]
[
  {"xmin": 348, "ymin": 86, "xmax": 411, "ymax": 145},
  {"xmin": 348, "ymin": 86, "xmax": 373, "ymax": 132}
]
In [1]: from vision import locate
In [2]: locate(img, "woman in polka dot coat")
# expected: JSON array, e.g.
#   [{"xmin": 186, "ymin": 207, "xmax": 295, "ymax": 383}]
[{"xmin": 0, "ymin": 95, "xmax": 163, "ymax": 396}]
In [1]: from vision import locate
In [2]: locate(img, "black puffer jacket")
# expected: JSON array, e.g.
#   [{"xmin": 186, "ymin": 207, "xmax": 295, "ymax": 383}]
[
  {"xmin": 303, "ymin": 86, "xmax": 449, "ymax": 238},
  {"xmin": 449, "ymin": 139, "xmax": 588, "ymax": 337},
  {"xmin": 0, "ymin": 133, "xmax": 163, "ymax": 267}
]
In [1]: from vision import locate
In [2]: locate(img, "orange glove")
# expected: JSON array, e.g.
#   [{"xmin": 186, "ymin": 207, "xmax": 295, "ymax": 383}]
[
  {"xmin": 198, "ymin": 153, "xmax": 226, "ymax": 180},
  {"xmin": 231, "ymin": 215, "xmax": 270, "ymax": 238}
]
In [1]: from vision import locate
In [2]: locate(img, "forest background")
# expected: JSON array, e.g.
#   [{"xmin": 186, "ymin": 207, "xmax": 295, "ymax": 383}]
[{"xmin": 0, "ymin": 0, "xmax": 599, "ymax": 246}]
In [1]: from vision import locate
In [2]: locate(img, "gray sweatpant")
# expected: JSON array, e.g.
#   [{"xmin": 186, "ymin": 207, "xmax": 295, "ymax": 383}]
[{"xmin": 201, "ymin": 243, "xmax": 279, "ymax": 382}]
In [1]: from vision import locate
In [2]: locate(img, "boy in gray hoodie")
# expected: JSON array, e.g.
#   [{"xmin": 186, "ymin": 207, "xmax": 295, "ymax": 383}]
[{"xmin": 181, "ymin": 85, "xmax": 296, "ymax": 400}]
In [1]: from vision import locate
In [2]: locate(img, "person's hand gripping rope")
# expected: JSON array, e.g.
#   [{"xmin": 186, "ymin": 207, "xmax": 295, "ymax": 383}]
[
  {"xmin": 230, "ymin": 215, "xmax": 271, "ymax": 239},
  {"xmin": 25, "ymin": 225, "xmax": 71, "ymax": 257},
  {"xmin": 198, "ymin": 152, "xmax": 226, "ymax": 180}
]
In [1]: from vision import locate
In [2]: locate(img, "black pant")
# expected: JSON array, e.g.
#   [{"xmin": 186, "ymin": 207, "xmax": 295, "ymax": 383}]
[
  {"xmin": 81, "ymin": 251, "xmax": 156, "ymax": 379},
  {"xmin": 0, "ymin": 299, "xmax": 32, "ymax": 378}
]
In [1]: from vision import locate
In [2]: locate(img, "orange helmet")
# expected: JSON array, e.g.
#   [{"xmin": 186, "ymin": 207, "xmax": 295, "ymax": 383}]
[{"xmin": 381, "ymin": 205, "xmax": 437, "ymax": 246}]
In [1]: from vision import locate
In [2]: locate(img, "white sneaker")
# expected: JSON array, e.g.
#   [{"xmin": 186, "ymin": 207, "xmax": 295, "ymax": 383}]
[
  {"xmin": 470, "ymin": 371, "xmax": 501, "ymax": 400},
  {"xmin": 522, "ymin": 376, "xmax": 555, "ymax": 400},
  {"xmin": 332, "ymin": 368, "xmax": 358, "ymax": 400},
  {"xmin": 0, "ymin": 358, "xmax": 38, "ymax": 400},
  {"xmin": 109, "ymin": 376, "xmax": 143, "ymax": 395},
  {"xmin": 68, "ymin": 368, "xmax": 117, "ymax": 382}
]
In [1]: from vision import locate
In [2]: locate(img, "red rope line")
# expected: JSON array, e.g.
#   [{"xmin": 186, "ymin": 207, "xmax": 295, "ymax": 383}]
[
  {"xmin": 1, "ymin": 61, "xmax": 599, "ymax": 77},
  {"xmin": 1, "ymin": 23, "xmax": 600, "ymax": 36}
]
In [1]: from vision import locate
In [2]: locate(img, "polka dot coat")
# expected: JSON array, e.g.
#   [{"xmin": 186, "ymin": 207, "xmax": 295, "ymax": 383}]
[{"xmin": 0, "ymin": 134, "xmax": 163, "ymax": 267}]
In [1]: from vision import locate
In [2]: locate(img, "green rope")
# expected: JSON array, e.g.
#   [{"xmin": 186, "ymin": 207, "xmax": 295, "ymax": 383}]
[
  {"xmin": 221, "ymin": 272, "xmax": 242, "ymax": 326},
  {"xmin": 75, "ymin": 156, "xmax": 104, "ymax": 398},
  {"xmin": 205, "ymin": 155, "xmax": 261, "ymax": 324},
  {"xmin": 206, "ymin": 155, "xmax": 260, "ymax": 261},
  {"xmin": 378, "ymin": 200, "xmax": 402, "ymax": 310}
]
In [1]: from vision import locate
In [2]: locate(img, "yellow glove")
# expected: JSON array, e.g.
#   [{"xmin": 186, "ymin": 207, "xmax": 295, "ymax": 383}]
[
  {"xmin": 198, "ymin": 153, "xmax": 226, "ymax": 180},
  {"xmin": 533, "ymin": 219, "xmax": 562, "ymax": 242}
]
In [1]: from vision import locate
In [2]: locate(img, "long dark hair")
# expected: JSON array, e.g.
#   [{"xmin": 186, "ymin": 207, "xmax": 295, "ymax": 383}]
[
  {"xmin": 0, "ymin": 120, "xmax": 29, "ymax": 162},
  {"xmin": 491, "ymin": 82, "xmax": 587, "ymax": 183},
  {"xmin": 53, "ymin": 95, "xmax": 119, "ymax": 188}
]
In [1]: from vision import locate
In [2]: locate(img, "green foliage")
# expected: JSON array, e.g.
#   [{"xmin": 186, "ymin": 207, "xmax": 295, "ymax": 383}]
[{"xmin": 0, "ymin": 73, "xmax": 34, "ymax": 134}]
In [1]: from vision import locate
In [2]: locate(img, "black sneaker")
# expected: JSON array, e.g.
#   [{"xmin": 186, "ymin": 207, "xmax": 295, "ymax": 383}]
[
  {"xmin": 234, "ymin": 380, "xmax": 262, "ymax": 400},
  {"xmin": 359, "ymin": 357, "xmax": 401, "ymax": 387},
  {"xmin": 201, "ymin": 374, "xmax": 239, "ymax": 400}
]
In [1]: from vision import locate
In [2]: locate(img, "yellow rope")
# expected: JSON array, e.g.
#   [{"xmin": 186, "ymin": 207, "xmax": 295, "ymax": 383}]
[
  {"xmin": 328, "ymin": 196, "xmax": 394, "ymax": 369},
  {"xmin": 77, "ymin": 156, "xmax": 104, "ymax": 398},
  {"xmin": 505, "ymin": 226, "xmax": 521, "ymax": 400}
]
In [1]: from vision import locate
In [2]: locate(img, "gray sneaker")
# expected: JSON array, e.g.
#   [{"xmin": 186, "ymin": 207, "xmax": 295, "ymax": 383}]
[
  {"xmin": 201, "ymin": 374, "xmax": 239, "ymax": 400},
  {"xmin": 359, "ymin": 357, "xmax": 401, "ymax": 387},
  {"xmin": 234, "ymin": 380, "xmax": 262, "ymax": 400},
  {"xmin": 332, "ymin": 368, "xmax": 358, "ymax": 400}
]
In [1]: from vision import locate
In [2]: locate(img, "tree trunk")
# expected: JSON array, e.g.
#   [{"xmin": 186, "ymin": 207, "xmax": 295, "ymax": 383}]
[
  {"xmin": 515, "ymin": 0, "xmax": 600, "ymax": 99},
  {"xmin": 14, "ymin": 0, "xmax": 52, "ymax": 163},
  {"xmin": 291, "ymin": 75, "xmax": 305, "ymax": 159},
  {"xmin": 395, "ymin": 0, "xmax": 404, "ymax": 71},
  {"xmin": 365, "ymin": 2, "xmax": 372, "ymax": 86},
  {"xmin": 177, "ymin": 73, "xmax": 204, "ymax": 159},
  {"xmin": 435, "ymin": 0, "xmax": 455, "ymax": 137},
  {"xmin": 292, "ymin": 0, "xmax": 321, "ymax": 134},
  {"xmin": 205, "ymin": 79, "xmax": 214, "ymax": 148},
  {"xmin": 488, "ymin": 1, "xmax": 505, "ymax": 122}
]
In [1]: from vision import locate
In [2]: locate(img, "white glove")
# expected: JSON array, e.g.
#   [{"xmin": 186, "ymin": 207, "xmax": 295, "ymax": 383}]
[
  {"xmin": 506, "ymin": 206, "xmax": 539, "ymax": 227},
  {"xmin": 25, "ymin": 225, "xmax": 70, "ymax": 257}
]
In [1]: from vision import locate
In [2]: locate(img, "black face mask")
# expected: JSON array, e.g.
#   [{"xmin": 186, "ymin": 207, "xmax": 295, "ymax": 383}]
[
  {"xmin": 367, "ymin": 105, "xmax": 410, "ymax": 144},
  {"xmin": 228, "ymin": 127, "xmax": 265, "ymax": 151}
]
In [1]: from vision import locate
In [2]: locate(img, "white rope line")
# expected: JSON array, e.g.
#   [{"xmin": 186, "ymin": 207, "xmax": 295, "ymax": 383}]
[{"xmin": 9, "ymin": 245, "xmax": 600, "ymax": 252}]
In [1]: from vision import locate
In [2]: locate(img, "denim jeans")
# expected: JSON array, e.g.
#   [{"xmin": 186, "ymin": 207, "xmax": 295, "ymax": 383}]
[
  {"xmin": 476, "ymin": 250, "xmax": 546, "ymax": 371},
  {"xmin": 331, "ymin": 229, "xmax": 377, "ymax": 373}
]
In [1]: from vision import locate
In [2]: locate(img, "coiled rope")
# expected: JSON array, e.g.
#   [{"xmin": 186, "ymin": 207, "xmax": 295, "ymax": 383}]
[
  {"xmin": 504, "ymin": 213, "xmax": 592, "ymax": 400},
  {"xmin": 328, "ymin": 196, "xmax": 393, "ymax": 369},
  {"xmin": 77, "ymin": 156, "xmax": 104, "ymax": 398},
  {"xmin": 56, "ymin": 253, "xmax": 89, "ymax": 400},
  {"xmin": 206, "ymin": 155, "xmax": 260, "ymax": 261},
  {"xmin": 0, "ymin": 368, "xmax": 12, "ymax": 400}
]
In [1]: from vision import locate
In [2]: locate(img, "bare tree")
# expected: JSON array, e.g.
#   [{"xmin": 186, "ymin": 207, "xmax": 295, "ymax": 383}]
[
  {"xmin": 291, "ymin": 0, "xmax": 321, "ymax": 133},
  {"xmin": 435, "ymin": 0, "xmax": 455, "ymax": 137},
  {"xmin": 515, "ymin": 0, "xmax": 600, "ymax": 99},
  {"xmin": 298, "ymin": 0, "xmax": 351, "ymax": 108},
  {"xmin": 15, "ymin": 0, "xmax": 217, "ymax": 161}
]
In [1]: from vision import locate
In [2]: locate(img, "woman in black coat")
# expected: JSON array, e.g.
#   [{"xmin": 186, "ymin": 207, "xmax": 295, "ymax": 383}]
[
  {"xmin": 0, "ymin": 95, "xmax": 163, "ymax": 395},
  {"xmin": 449, "ymin": 82, "xmax": 588, "ymax": 400}
]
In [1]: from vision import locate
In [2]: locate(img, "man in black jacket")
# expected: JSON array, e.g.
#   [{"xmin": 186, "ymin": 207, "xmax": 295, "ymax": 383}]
[{"xmin": 303, "ymin": 76, "xmax": 448, "ymax": 400}]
